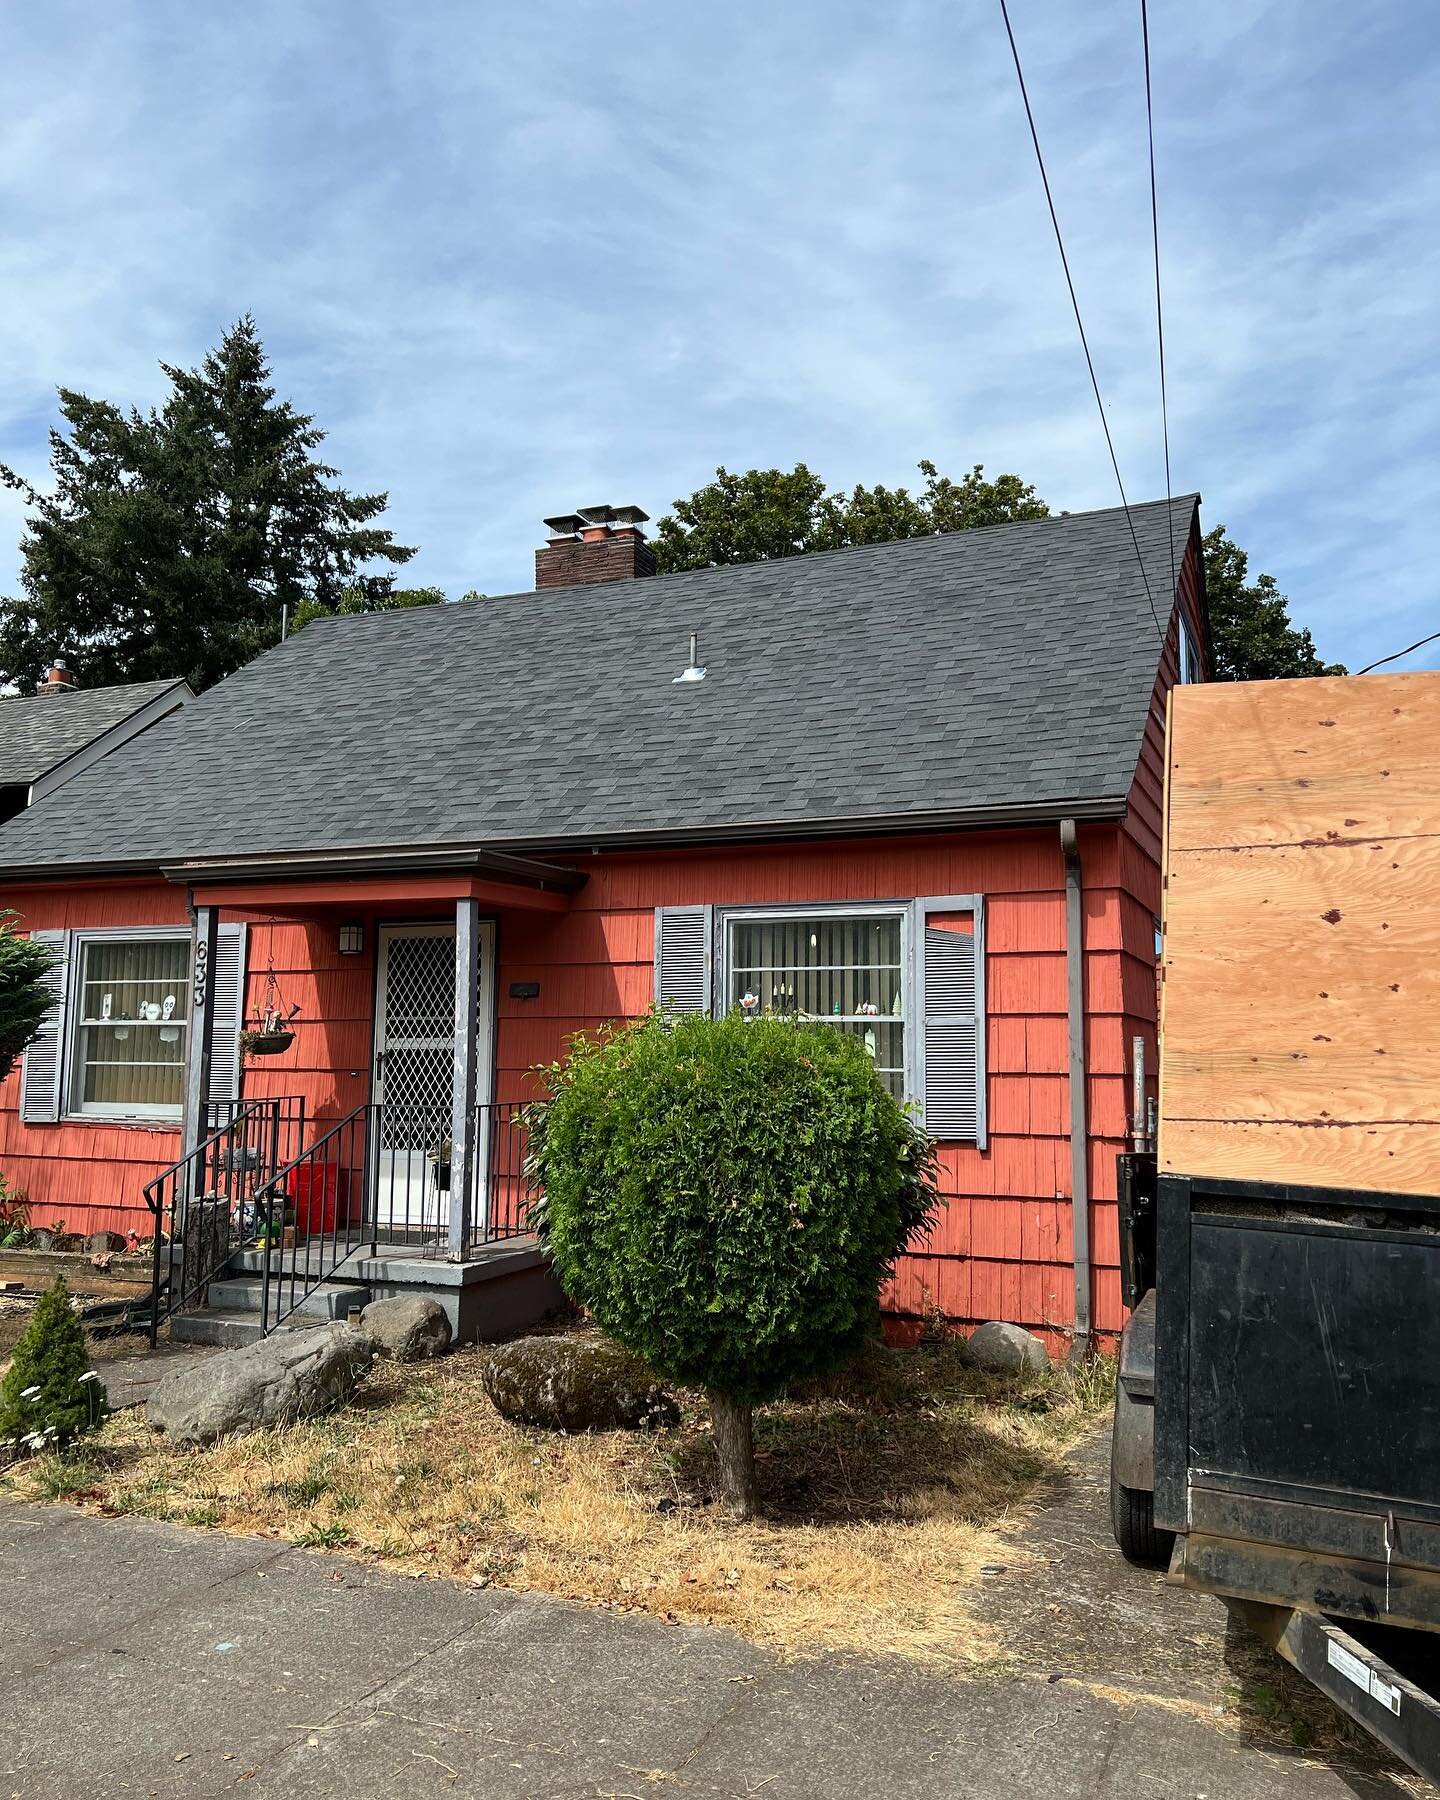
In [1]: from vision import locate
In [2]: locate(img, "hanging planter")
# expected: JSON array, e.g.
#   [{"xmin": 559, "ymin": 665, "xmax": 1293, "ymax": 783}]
[{"xmin": 241, "ymin": 962, "xmax": 300, "ymax": 1059}]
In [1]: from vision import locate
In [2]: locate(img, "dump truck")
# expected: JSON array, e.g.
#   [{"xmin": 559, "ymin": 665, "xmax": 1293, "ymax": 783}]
[{"xmin": 1112, "ymin": 670, "xmax": 1440, "ymax": 1782}]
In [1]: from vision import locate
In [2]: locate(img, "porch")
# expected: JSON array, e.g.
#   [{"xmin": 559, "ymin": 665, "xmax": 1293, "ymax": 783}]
[{"xmin": 152, "ymin": 853, "xmax": 585, "ymax": 1344}]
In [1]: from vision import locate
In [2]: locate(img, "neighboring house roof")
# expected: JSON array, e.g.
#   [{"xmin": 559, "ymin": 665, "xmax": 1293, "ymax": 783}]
[
  {"xmin": 0, "ymin": 678, "xmax": 192, "ymax": 799},
  {"xmin": 0, "ymin": 496, "xmax": 1199, "ymax": 878}
]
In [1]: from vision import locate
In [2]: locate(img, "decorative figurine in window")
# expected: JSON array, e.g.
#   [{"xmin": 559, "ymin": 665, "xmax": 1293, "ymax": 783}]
[{"xmin": 739, "ymin": 990, "xmax": 760, "ymax": 1015}]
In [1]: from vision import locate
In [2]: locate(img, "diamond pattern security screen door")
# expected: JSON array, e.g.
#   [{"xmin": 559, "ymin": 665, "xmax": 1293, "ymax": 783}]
[{"xmin": 373, "ymin": 923, "xmax": 493, "ymax": 1235}]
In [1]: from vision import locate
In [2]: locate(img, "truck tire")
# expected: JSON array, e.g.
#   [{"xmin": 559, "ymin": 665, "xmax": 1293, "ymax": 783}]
[{"xmin": 1109, "ymin": 1438, "xmax": 1174, "ymax": 1568}]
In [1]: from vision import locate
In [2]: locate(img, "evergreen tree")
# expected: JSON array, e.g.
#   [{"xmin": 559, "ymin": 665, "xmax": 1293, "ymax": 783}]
[
  {"xmin": 0, "ymin": 912, "xmax": 55, "ymax": 1084},
  {"xmin": 0, "ymin": 1277, "xmax": 106, "ymax": 1448},
  {"xmin": 0, "ymin": 317, "xmax": 415, "ymax": 692},
  {"xmin": 286, "ymin": 584, "xmax": 448, "ymax": 635},
  {"xmin": 1202, "ymin": 525, "xmax": 1344, "ymax": 681}
]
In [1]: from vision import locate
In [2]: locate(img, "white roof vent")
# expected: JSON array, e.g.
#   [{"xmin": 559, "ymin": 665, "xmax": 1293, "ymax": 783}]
[{"xmin": 672, "ymin": 632, "xmax": 706, "ymax": 685}]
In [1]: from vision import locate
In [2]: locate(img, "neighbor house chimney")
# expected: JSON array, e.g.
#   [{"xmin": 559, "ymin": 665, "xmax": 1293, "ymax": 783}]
[
  {"xmin": 536, "ymin": 505, "xmax": 657, "ymax": 589},
  {"xmin": 37, "ymin": 659, "xmax": 77, "ymax": 694}
]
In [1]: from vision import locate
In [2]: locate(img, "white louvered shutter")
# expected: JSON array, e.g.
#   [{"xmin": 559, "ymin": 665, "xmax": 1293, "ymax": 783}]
[
  {"xmin": 916, "ymin": 899, "xmax": 987, "ymax": 1146},
  {"xmin": 19, "ymin": 929, "xmax": 69, "ymax": 1124},
  {"xmin": 205, "ymin": 923, "xmax": 248, "ymax": 1108},
  {"xmin": 653, "ymin": 905, "xmax": 713, "ymax": 1014}
]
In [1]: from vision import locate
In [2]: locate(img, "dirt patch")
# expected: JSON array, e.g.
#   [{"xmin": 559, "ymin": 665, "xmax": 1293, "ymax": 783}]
[{"xmin": 0, "ymin": 1333, "xmax": 1111, "ymax": 1665}]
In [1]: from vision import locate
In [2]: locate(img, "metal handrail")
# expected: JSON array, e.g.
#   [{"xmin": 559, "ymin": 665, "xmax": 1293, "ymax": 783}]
[
  {"xmin": 253, "ymin": 1101, "xmax": 374, "ymax": 1334},
  {"xmin": 142, "ymin": 1096, "xmax": 306, "ymax": 1345}
]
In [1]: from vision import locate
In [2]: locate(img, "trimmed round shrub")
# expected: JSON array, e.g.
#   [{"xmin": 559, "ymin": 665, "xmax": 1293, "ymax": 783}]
[{"xmin": 526, "ymin": 1010, "xmax": 940, "ymax": 1513}]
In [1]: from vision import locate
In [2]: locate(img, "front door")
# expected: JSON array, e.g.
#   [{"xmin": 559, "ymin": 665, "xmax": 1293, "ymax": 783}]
[{"xmin": 373, "ymin": 922, "xmax": 493, "ymax": 1235}]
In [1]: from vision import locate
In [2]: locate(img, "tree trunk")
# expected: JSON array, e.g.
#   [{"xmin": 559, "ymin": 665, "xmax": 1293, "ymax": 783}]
[{"xmin": 707, "ymin": 1388, "xmax": 759, "ymax": 1520}]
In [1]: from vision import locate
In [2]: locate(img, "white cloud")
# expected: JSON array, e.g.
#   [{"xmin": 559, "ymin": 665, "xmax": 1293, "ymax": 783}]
[{"xmin": 0, "ymin": 0, "xmax": 1435, "ymax": 670}]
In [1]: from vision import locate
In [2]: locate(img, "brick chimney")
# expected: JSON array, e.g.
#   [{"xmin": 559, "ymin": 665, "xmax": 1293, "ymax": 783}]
[
  {"xmin": 37, "ymin": 659, "xmax": 77, "ymax": 694},
  {"xmin": 536, "ymin": 505, "xmax": 657, "ymax": 589}
]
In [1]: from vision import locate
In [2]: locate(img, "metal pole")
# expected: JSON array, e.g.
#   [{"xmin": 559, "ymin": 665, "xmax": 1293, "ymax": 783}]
[
  {"xmin": 1060, "ymin": 820, "xmax": 1092, "ymax": 1360},
  {"xmin": 448, "ymin": 900, "xmax": 480, "ymax": 1262},
  {"xmin": 1131, "ymin": 1034, "xmax": 1147, "ymax": 1154}
]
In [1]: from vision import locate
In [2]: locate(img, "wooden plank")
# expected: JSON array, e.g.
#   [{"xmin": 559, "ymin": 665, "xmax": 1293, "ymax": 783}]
[
  {"xmin": 1160, "ymin": 671, "xmax": 1440, "ymax": 1194},
  {"xmin": 1167, "ymin": 672, "xmax": 1440, "ymax": 849}
]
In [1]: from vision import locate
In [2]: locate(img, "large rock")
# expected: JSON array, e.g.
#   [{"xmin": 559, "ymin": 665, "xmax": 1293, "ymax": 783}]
[
  {"xmin": 148, "ymin": 1323, "xmax": 374, "ymax": 1447},
  {"xmin": 483, "ymin": 1336, "xmax": 679, "ymax": 1432},
  {"xmin": 360, "ymin": 1294, "xmax": 452, "ymax": 1362},
  {"xmin": 963, "ymin": 1320, "xmax": 1051, "ymax": 1376}
]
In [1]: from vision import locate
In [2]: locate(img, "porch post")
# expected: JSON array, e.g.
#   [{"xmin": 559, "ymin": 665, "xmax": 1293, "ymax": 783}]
[
  {"xmin": 182, "ymin": 903, "xmax": 221, "ymax": 1162},
  {"xmin": 449, "ymin": 899, "xmax": 480, "ymax": 1262}
]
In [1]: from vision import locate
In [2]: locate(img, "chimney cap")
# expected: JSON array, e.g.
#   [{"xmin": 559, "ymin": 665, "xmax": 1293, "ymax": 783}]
[
  {"xmin": 542, "ymin": 513, "xmax": 586, "ymax": 536},
  {"xmin": 574, "ymin": 504, "xmax": 650, "ymax": 529},
  {"xmin": 38, "ymin": 658, "xmax": 77, "ymax": 693}
]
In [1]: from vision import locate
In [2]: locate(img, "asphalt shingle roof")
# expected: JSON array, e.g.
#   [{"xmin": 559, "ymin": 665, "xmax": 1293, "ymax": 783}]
[
  {"xmin": 0, "ymin": 679, "xmax": 187, "ymax": 790},
  {"xmin": 0, "ymin": 496, "xmax": 1199, "ymax": 875}
]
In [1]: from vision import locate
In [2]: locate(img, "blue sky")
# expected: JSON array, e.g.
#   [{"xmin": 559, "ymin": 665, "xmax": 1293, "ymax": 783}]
[{"xmin": 1, "ymin": 1, "xmax": 1437, "ymax": 672}]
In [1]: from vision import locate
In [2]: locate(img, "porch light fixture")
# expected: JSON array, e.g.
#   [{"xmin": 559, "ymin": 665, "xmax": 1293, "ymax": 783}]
[{"xmin": 337, "ymin": 920, "xmax": 365, "ymax": 956}]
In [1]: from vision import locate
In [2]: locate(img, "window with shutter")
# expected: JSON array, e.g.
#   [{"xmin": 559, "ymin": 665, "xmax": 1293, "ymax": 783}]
[
  {"xmin": 19, "ymin": 929, "xmax": 69, "ymax": 1125},
  {"xmin": 914, "ymin": 897, "xmax": 987, "ymax": 1146},
  {"xmin": 653, "ymin": 905, "xmax": 713, "ymax": 1014}
]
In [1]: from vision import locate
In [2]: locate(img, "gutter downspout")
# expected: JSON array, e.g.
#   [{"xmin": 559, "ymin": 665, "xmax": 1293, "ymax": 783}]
[{"xmin": 1060, "ymin": 819, "xmax": 1092, "ymax": 1360}]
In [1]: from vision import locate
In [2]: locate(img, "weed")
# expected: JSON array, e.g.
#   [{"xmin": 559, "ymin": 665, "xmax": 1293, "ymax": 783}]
[{"xmin": 293, "ymin": 1522, "xmax": 352, "ymax": 1550}]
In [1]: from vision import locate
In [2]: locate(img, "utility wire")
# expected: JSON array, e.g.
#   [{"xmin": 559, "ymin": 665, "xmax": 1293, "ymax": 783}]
[
  {"xmin": 1141, "ymin": 0, "xmax": 1177, "ymax": 609},
  {"xmin": 1356, "ymin": 627, "xmax": 1440, "ymax": 675},
  {"xmin": 999, "ymin": 0, "xmax": 1165, "ymax": 647}
]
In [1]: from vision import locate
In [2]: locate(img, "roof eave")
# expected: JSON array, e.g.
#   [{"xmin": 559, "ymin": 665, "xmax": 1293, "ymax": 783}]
[{"xmin": 0, "ymin": 793, "xmax": 1130, "ymax": 885}]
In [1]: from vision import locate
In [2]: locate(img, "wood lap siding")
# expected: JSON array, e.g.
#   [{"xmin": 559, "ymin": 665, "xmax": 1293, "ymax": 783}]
[{"xmin": 0, "ymin": 882, "xmax": 190, "ymax": 1236}]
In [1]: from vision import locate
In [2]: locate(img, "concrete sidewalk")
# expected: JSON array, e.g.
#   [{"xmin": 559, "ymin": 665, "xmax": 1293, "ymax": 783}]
[{"xmin": 0, "ymin": 1492, "xmax": 1422, "ymax": 1799}]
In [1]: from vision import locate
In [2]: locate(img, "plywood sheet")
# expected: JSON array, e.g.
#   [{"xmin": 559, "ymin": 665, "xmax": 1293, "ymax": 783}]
[{"xmin": 1160, "ymin": 671, "xmax": 1440, "ymax": 1196}]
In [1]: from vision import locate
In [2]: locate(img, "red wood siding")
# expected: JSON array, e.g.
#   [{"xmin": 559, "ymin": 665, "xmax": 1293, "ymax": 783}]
[
  {"xmin": 2, "ymin": 818, "xmax": 1165, "ymax": 1346},
  {"xmin": 0, "ymin": 882, "xmax": 190, "ymax": 1237}
]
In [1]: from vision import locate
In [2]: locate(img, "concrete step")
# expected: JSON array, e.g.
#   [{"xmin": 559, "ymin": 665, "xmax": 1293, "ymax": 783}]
[
  {"xmin": 169, "ymin": 1309, "xmax": 326, "ymax": 1349},
  {"xmin": 205, "ymin": 1276, "xmax": 371, "ymax": 1321}
]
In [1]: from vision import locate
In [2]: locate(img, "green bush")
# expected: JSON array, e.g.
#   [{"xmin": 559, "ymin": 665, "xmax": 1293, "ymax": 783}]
[
  {"xmin": 0, "ymin": 912, "xmax": 55, "ymax": 1086},
  {"xmin": 0, "ymin": 1276, "xmax": 108, "ymax": 1451},
  {"xmin": 526, "ymin": 1010, "xmax": 940, "ymax": 1514}
]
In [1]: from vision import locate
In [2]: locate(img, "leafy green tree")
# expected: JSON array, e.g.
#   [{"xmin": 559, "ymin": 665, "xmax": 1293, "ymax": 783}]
[
  {"xmin": 0, "ymin": 317, "xmax": 415, "ymax": 692},
  {"xmin": 0, "ymin": 912, "xmax": 54, "ymax": 1085},
  {"xmin": 1202, "ymin": 525, "xmax": 1344, "ymax": 681},
  {"xmin": 653, "ymin": 460, "xmax": 1048, "ymax": 573},
  {"xmin": 526, "ymin": 1011, "xmax": 940, "ymax": 1517},
  {"xmin": 287, "ymin": 585, "xmax": 448, "ymax": 635},
  {"xmin": 0, "ymin": 1276, "xmax": 107, "ymax": 1448}
]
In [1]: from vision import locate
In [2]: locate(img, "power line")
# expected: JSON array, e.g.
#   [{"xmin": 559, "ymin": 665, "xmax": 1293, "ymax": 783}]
[
  {"xmin": 998, "ymin": 0, "xmax": 1166, "ymax": 648},
  {"xmin": 1356, "ymin": 628, "xmax": 1440, "ymax": 675},
  {"xmin": 1141, "ymin": 0, "xmax": 1177, "ymax": 608}
]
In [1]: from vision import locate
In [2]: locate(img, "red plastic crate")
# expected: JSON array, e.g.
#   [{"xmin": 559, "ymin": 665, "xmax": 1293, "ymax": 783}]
[{"xmin": 286, "ymin": 1163, "xmax": 353, "ymax": 1237}]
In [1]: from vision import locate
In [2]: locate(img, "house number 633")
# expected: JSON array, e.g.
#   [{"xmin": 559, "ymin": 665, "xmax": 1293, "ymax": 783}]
[{"xmin": 193, "ymin": 940, "xmax": 209, "ymax": 1012}]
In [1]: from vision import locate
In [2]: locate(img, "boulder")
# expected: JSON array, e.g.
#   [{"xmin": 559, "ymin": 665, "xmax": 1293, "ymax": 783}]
[
  {"xmin": 360, "ymin": 1295, "xmax": 452, "ymax": 1362},
  {"xmin": 963, "ymin": 1320, "xmax": 1051, "ymax": 1377},
  {"xmin": 482, "ymin": 1336, "xmax": 679, "ymax": 1432},
  {"xmin": 148, "ymin": 1322, "xmax": 374, "ymax": 1447}
]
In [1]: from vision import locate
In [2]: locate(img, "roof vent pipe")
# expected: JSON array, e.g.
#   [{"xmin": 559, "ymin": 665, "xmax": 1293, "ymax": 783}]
[{"xmin": 672, "ymin": 633, "xmax": 706, "ymax": 685}]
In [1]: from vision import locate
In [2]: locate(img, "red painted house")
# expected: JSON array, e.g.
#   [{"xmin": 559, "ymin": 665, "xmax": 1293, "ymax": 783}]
[{"xmin": 0, "ymin": 496, "xmax": 1205, "ymax": 1348}]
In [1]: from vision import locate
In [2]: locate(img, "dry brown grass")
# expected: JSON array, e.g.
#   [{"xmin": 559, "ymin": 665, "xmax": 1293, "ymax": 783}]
[{"xmin": 0, "ymin": 1333, "xmax": 1112, "ymax": 1666}]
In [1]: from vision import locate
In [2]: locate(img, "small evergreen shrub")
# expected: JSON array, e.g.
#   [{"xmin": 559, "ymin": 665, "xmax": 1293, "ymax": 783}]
[
  {"xmin": 526, "ymin": 1010, "xmax": 941, "ymax": 1514},
  {"xmin": 0, "ymin": 1276, "xmax": 108, "ymax": 1452}
]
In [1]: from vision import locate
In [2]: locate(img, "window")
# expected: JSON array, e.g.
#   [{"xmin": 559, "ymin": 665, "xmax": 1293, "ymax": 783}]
[
  {"xmin": 1178, "ymin": 612, "xmax": 1203, "ymax": 685},
  {"xmin": 70, "ymin": 933, "xmax": 191, "ymax": 1119},
  {"xmin": 724, "ymin": 909, "xmax": 908, "ymax": 1099},
  {"xmin": 654, "ymin": 897, "xmax": 986, "ymax": 1143}
]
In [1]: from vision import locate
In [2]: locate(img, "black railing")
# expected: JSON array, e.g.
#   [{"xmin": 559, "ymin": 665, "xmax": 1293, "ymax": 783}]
[
  {"xmin": 368, "ymin": 1100, "xmax": 534, "ymax": 1256},
  {"xmin": 143, "ymin": 1097, "xmax": 306, "ymax": 1345},
  {"xmin": 253, "ymin": 1102, "xmax": 374, "ymax": 1333},
  {"xmin": 474, "ymin": 1100, "xmax": 533, "ymax": 1247}
]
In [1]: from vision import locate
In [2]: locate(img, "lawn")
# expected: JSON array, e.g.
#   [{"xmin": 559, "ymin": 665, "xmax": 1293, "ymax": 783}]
[{"xmin": 1, "ymin": 1332, "xmax": 1112, "ymax": 1665}]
